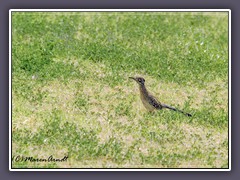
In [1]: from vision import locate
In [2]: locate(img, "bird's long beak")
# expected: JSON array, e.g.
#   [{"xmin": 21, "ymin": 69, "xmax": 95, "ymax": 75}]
[{"xmin": 129, "ymin": 77, "xmax": 136, "ymax": 81}]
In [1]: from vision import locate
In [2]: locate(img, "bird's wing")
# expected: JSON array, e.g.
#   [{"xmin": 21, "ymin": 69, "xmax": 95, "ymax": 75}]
[{"xmin": 148, "ymin": 94, "xmax": 162, "ymax": 109}]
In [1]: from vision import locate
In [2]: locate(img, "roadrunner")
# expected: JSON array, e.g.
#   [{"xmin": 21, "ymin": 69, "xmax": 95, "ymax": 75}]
[{"xmin": 129, "ymin": 76, "xmax": 192, "ymax": 117}]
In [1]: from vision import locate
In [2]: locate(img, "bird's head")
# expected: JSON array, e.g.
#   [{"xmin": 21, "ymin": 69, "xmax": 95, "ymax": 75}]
[{"xmin": 129, "ymin": 76, "xmax": 145, "ymax": 86}]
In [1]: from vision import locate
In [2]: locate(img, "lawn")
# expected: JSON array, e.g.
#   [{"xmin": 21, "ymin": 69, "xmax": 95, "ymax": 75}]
[{"xmin": 11, "ymin": 11, "xmax": 229, "ymax": 168}]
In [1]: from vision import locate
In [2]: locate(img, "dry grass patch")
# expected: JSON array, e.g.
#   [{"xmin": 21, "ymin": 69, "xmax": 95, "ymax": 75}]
[{"xmin": 12, "ymin": 96, "xmax": 45, "ymax": 132}]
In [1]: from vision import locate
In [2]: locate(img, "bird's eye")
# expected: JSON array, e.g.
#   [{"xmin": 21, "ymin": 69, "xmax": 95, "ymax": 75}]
[{"xmin": 138, "ymin": 79, "xmax": 141, "ymax": 82}]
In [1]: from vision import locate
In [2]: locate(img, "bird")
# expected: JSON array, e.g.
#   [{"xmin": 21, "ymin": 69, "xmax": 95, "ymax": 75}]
[{"xmin": 129, "ymin": 76, "xmax": 192, "ymax": 117}]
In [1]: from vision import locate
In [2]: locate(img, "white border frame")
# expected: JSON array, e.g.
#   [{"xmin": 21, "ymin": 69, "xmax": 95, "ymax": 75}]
[{"xmin": 9, "ymin": 9, "xmax": 231, "ymax": 171}]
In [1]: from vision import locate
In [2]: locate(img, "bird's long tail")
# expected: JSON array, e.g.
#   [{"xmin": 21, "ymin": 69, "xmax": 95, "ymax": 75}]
[{"xmin": 162, "ymin": 104, "xmax": 192, "ymax": 117}]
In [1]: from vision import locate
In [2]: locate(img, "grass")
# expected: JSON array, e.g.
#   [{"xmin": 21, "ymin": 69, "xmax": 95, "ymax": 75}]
[{"xmin": 11, "ymin": 11, "xmax": 229, "ymax": 168}]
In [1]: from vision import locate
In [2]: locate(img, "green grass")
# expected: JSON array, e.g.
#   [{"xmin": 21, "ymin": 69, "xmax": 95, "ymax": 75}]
[{"xmin": 11, "ymin": 11, "xmax": 229, "ymax": 168}]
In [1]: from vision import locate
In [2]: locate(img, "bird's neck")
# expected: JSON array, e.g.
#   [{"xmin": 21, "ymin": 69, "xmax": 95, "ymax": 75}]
[{"xmin": 139, "ymin": 84, "xmax": 149, "ymax": 96}]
